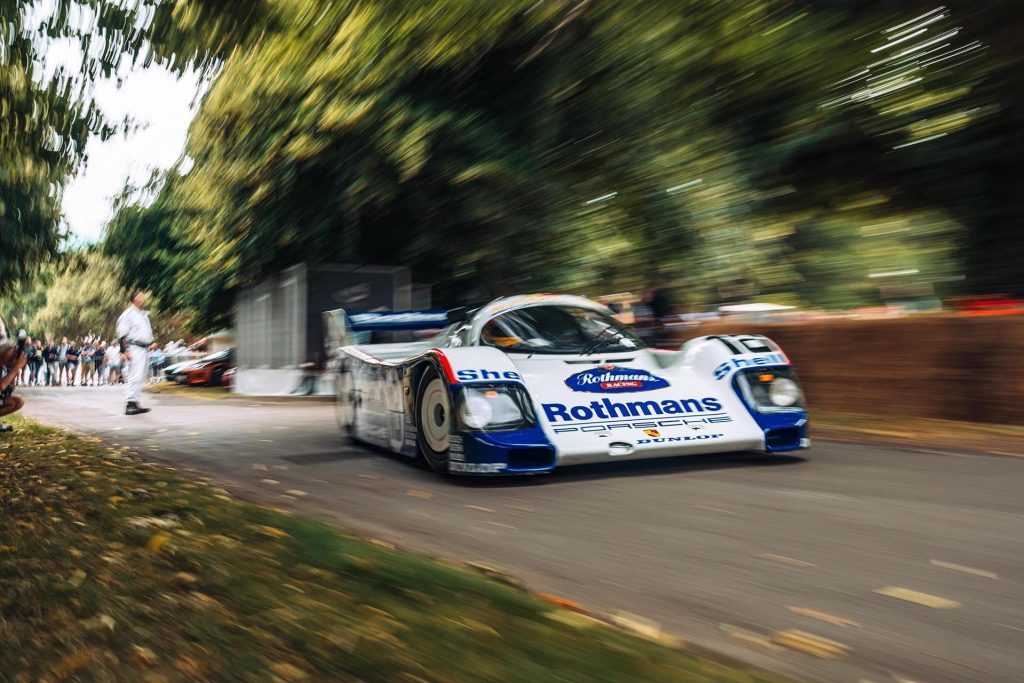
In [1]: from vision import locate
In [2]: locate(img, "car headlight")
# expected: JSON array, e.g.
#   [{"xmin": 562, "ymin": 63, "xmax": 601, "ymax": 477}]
[
  {"xmin": 768, "ymin": 377, "xmax": 801, "ymax": 407},
  {"xmin": 460, "ymin": 395, "xmax": 494, "ymax": 429},
  {"xmin": 734, "ymin": 368, "xmax": 804, "ymax": 412},
  {"xmin": 457, "ymin": 385, "xmax": 535, "ymax": 431}
]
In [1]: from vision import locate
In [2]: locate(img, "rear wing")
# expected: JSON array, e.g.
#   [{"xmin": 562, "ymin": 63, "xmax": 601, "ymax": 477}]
[{"xmin": 323, "ymin": 309, "xmax": 449, "ymax": 354}]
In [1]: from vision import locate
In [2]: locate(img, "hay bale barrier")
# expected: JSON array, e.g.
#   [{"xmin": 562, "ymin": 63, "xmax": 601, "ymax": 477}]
[{"xmin": 683, "ymin": 316, "xmax": 1024, "ymax": 426}]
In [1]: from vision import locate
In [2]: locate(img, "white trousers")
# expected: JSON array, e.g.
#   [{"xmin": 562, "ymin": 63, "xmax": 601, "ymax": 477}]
[{"xmin": 125, "ymin": 347, "xmax": 149, "ymax": 404}]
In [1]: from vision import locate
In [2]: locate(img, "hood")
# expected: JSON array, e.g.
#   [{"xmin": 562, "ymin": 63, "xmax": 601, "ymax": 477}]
[{"xmin": 507, "ymin": 351, "xmax": 764, "ymax": 464}]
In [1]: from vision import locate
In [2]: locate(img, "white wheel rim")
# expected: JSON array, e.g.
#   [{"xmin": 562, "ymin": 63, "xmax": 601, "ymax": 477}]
[{"xmin": 420, "ymin": 378, "xmax": 450, "ymax": 453}]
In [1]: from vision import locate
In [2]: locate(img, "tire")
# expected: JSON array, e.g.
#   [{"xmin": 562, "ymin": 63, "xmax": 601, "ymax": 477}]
[
  {"xmin": 212, "ymin": 368, "xmax": 225, "ymax": 386},
  {"xmin": 335, "ymin": 368, "xmax": 357, "ymax": 441},
  {"xmin": 416, "ymin": 367, "xmax": 452, "ymax": 474}
]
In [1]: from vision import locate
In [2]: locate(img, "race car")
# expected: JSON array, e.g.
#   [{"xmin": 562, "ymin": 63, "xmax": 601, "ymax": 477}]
[{"xmin": 331, "ymin": 294, "xmax": 808, "ymax": 476}]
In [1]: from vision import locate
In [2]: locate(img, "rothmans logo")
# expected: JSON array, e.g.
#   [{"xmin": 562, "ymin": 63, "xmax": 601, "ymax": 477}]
[{"xmin": 565, "ymin": 365, "xmax": 670, "ymax": 393}]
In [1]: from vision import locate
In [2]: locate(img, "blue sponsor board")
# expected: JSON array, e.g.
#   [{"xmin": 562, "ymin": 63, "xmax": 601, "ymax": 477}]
[
  {"xmin": 565, "ymin": 365, "xmax": 670, "ymax": 393},
  {"xmin": 543, "ymin": 396, "xmax": 723, "ymax": 423}
]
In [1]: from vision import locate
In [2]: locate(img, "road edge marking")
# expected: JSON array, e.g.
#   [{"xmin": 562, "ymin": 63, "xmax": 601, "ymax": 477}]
[
  {"xmin": 874, "ymin": 586, "xmax": 961, "ymax": 609},
  {"xmin": 930, "ymin": 559, "xmax": 998, "ymax": 579},
  {"xmin": 771, "ymin": 629, "xmax": 849, "ymax": 658},
  {"xmin": 786, "ymin": 606, "xmax": 861, "ymax": 627}
]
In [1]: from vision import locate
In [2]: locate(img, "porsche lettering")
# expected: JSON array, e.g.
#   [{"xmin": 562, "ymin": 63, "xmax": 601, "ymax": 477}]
[{"xmin": 551, "ymin": 415, "xmax": 732, "ymax": 433}]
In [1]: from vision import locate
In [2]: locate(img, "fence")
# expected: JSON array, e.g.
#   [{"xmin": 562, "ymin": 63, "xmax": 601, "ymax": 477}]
[{"xmin": 679, "ymin": 315, "xmax": 1024, "ymax": 425}]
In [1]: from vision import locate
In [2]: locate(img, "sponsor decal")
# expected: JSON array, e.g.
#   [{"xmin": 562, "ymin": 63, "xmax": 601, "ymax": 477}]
[
  {"xmin": 543, "ymin": 396, "xmax": 723, "ymax": 423},
  {"xmin": 637, "ymin": 433, "xmax": 724, "ymax": 445},
  {"xmin": 565, "ymin": 365, "xmax": 669, "ymax": 393},
  {"xmin": 448, "ymin": 434, "xmax": 464, "ymax": 459},
  {"xmin": 449, "ymin": 462, "xmax": 507, "ymax": 474},
  {"xmin": 455, "ymin": 369, "xmax": 523, "ymax": 382},
  {"xmin": 402, "ymin": 415, "xmax": 418, "ymax": 452},
  {"xmin": 643, "ymin": 429, "xmax": 661, "ymax": 438},
  {"xmin": 348, "ymin": 310, "xmax": 449, "ymax": 330},
  {"xmin": 552, "ymin": 416, "xmax": 732, "ymax": 434},
  {"xmin": 714, "ymin": 353, "xmax": 788, "ymax": 380}
]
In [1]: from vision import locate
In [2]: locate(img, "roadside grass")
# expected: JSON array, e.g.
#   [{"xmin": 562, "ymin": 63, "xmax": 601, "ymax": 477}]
[
  {"xmin": 0, "ymin": 416, "xmax": 785, "ymax": 683},
  {"xmin": 812, "ymin": 411, "xmax": 1024, "ymax": 456}
]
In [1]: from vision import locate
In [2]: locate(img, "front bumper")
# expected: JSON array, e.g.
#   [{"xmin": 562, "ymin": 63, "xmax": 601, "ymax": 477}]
[
  {"xmin": 447, "ymin": 425, "xmax": 808, "ymax": 475},
  {"xmin": 448, "ymin": 429, "xmax": 556, "ymax": 475}
]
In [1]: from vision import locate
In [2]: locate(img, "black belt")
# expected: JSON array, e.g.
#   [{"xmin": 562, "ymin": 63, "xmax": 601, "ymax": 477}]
[{"xmin": 128, "ymin": 341, "xmax": 151, "ymax": 348}]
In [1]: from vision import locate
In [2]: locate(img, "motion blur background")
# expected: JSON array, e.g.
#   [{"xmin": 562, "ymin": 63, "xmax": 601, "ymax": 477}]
[
  {"xmin": 5, "ymin": 6, "xmax": 1024, "ymax": 681},
  {"xmin": 2, "ymin": 0, "xmax": 1023, "ymax": 379}
]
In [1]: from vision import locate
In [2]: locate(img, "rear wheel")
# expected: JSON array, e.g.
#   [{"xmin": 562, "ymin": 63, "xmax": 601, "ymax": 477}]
[{"xmin": 416, "ymin": 367, "xmax": 451, "ymax": 473}]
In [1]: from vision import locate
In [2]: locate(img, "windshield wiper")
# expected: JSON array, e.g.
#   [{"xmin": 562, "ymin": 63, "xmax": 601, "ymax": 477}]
[{"xmin": 580, "ymin": 325, "xmax": 626, "ymax": 357}]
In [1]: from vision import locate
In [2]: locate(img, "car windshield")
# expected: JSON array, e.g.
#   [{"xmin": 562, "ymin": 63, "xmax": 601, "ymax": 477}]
[{"xmin": 479, "ymin": 305, "xmax": 644, "ymax": 355}]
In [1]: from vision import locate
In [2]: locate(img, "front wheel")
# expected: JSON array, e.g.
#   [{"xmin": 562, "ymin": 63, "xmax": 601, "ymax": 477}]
[{"xmin": 416, "ymin": 367, "xmax": 452, "ymax": 473}]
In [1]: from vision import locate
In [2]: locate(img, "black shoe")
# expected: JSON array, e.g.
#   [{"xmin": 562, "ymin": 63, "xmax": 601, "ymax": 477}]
[
  {"xmin": 125, "ymin": 402, "xmax": 151, "ymax": 416},
  {"xmin": 0, "ymin": 423, "xmax": 12, "ymax": 433}
]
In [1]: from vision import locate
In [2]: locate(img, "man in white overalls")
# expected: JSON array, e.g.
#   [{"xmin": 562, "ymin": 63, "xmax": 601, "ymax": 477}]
[{"xmin": 116, "ymin": 291, "xmax": 154, "ymax": 415}]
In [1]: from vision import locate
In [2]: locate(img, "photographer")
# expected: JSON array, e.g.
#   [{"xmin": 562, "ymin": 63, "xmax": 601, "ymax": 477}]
[{"xmin": 0, "ymin": 330, "xmax": 30, "ymax": 430}]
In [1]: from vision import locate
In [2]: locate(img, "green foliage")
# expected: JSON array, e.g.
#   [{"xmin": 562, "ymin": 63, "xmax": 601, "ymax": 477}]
[
  {"xmin": 0, "ymin": 0, "xmax": 256, "ymax": 296},
  {"xmin": 13, "ymin": 251, "xmax": 185, "ymax": 342},
  {"xmin": 101, "ymin": 0, "xmax": 1020, "ymax": 321},
  {"xmin": 9, "ymin": 0, "xmax": 1024, "ymax": 322},
  {"xmin": 30, "ymin": 252, "xmax": 129, "ymax": 340}
]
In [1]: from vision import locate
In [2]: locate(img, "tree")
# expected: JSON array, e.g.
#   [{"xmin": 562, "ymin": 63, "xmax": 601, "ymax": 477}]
[
  {"xmin": 100, "ymin": 0, "xmax": 1024, "ymax": 318},
  {"xmin": 0, "ymin": 0, "xmax": 263, "ymax": 294},
  {"xmin": 107, "ymin": 1, "xmax": 843, "ymax": 316},
  {"xmin": 29, "ymin": 251, "xmax": 185, "ymax": 341}
]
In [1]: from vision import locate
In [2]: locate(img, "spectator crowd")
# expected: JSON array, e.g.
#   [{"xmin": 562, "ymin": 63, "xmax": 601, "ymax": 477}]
[{"xmin": 14, "ymin": 335, "xmax": 196, "ymax": 387}]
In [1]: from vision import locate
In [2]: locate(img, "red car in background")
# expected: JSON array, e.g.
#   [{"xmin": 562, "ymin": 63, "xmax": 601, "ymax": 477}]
[
  {"xmin": 175, "ymin": 349, "xmax": 235, "ymax": 386},
  {"xmin": 950, "ymin": 295, "xmax": 1024, "ymax": 316}
]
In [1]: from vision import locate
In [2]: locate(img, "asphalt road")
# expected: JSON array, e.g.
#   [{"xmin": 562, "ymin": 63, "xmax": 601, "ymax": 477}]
[{"xmin": 20, "ymin": 385, "xmax": 1024, "ymax": 683}]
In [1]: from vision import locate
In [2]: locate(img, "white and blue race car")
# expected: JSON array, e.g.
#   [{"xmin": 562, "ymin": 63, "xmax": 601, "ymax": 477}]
[{"xmin": 332, "ymin": 294, "xmax": 808, "ymax": 475}]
